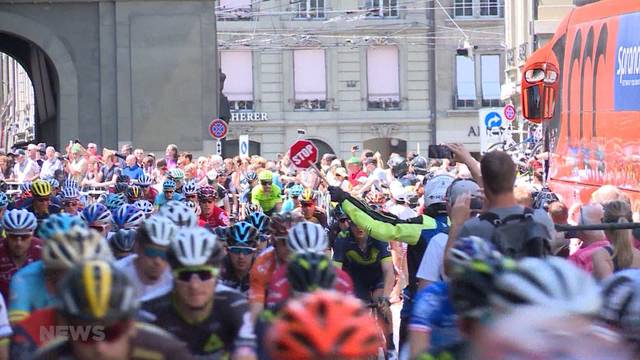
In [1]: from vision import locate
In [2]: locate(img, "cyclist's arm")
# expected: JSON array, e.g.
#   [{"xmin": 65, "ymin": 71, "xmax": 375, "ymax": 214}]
[
  {"xmin": 8, "ymin": 274, "xmax": 32, "ymax": 324},
  {"xmin": 409, "ymin": 330, "xmax": 431, "ymax": 360},
  {"xmin": 381, "ymin": 257, "xmax": 394, "ymax": 299}
]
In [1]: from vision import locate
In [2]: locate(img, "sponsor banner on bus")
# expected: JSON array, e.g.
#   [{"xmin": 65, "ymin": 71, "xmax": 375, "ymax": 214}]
[{"xmin": 615, "ymin": 12, "xmax": 640, "ymax": 111}]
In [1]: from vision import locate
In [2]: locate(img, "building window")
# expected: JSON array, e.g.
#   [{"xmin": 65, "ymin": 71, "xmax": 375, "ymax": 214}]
[
  {"xmin": 481, "ymin": 54, "xmax": 502, "ymax": 107},
  {"xmin": 480, "ymin": 0, "xmax": 499, "ymax": 16},
  {"xmin": 455, "ymin": 55, "xmax": 476, "ymax": 108},
  {"xmin": 367, "ymin": 46, "xmax": 400, "ymax": 110},
  {"xmin": 217, "ymin": 0, "xmax": 252, "ymax": 20},
  {"xmin": 294, "ymin": 0, "xmax": 325, "ymax": 19},
  {"xmin": 454, "ymin": 0, "xmax": 473, "ymax": 17},
  {"xmin": 220, "ymin": 51, "xmax": 254, "ymax": 111},
  {"xmin": 294, "ymin": 49, "xmax": 327, "ymax": 110},
  {"xmin": 366, "ymin": 0, "xmax": 399, "ymax": 18}
]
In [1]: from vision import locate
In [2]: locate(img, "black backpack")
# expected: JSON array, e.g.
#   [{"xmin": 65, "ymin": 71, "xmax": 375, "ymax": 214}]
[{"xmin": 479, "ymin": 208, "xmax": 551, "ymax": 258}]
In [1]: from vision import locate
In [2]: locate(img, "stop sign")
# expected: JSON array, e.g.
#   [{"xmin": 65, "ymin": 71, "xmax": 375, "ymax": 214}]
[{"xmin": 289, "ymin": 139, "xmax": 318, "ymax": 169}]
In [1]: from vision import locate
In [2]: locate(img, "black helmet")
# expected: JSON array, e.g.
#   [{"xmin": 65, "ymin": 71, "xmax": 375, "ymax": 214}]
[
  {"xmin": 532, "ymin": 186, "xmax": 559, "ymax": 211},
  {"xmin": 410, "ymin": 156, "xmax": 428, "ymax": 175},
  {"xmin": 388, "ymin": 156, "xmax": 408, "ymax": 178},
  {"xmin": 57, "ymin": 260, "xmax": 138, "ymax": 322},
  {"xmin": 114, "ymin": 182, "xmax": 129, "ymax": 194},
  {"xmin": 116, "ymin": 174, "xmax": 130, "ymax": 185},
  {"xmin": 287, "ymin": 251, "xmax": 336, "ymax": 293}
]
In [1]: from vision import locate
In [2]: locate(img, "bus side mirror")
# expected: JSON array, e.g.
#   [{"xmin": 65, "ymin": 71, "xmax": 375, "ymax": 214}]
[{"xmin": 521, "ymin": 66, "xmax": 559, "ymax": 123}]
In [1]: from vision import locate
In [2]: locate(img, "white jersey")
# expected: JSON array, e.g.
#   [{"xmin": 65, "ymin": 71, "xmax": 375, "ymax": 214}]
[
  {"xmin": 387, "ymin": 204, "xmax": 417, "ymax": 220},
  {"xmin": 416, "ymin": 232, "xmax": 449, "ymax": 283},
  {"xmin": 0, "ymin": 295, "xmax": 11, "ymax": 338},
  {"xmin": 115, "ymin": 254, "xmax": 173, "ymax": 302}
]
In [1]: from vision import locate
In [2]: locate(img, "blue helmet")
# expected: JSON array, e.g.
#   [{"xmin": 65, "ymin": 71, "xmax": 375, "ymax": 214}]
[
  {"xmin": 81, "ymin": 203, "xmax": 113, "ymax": 227},
  {"xmin": 289, "ymin": 184, "xmax": 304, "ymax": 198},
  {"xmin": 61, "ymin": 187, "xmax": 81, "ymax": 199},
  {"xmin": 46, "ymin": 178, "xmax": 60, "ymax": 189},
  {"xmin": 248, "ymin": 212, "xmax": 271, "ymax": 234},
  {"xmin": 37, "ymin": 213, "xmax": 87, "ymax": 240},
  {"xmin": 113, "ymin": 204, "xmax": 145, "ymax": 230},
  {"xmin": 104, "ymin": 193, "xmax": 127, "ymax": 211},
  {"xmin": 63, "ymin": 178, "xmax": 79, "ymax": 190},
  {"xmin": 182, "ymin": 180, "xmax": 198, "ymax": 196},
  {"xmin": 137, "ymin": 174, "xmax": 153, "ymax": 187},
  {"xmin": 0, "ymin": 192, "xmax": 9, "ymax": 208},
  {"xmin": 20, "ymin": 181, "xmax": 31, "ymax": 194},
  {"xmin": 228, "ymin": 221, "xmax": 258, "ymax": 248},
  {"xmin": 163, "ymin": 179, "xmax": 176, "ymax": 191},
  {"xmin": 108, "ymin": 229, "xmax": 137, "ymax": 253},
  {"xmin": 2, "ymin": 209, "xmax": 37, "ymax": 235}
]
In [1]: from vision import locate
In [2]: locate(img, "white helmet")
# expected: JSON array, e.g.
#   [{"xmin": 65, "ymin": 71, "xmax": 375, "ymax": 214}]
[
  {"xmin": 491, "ymin": 257, "xmax": 601, "ymax": 316},
  {"xmin": 142, "ymin": 216, "xmax": 177, "ymax": 247},
  {"xmin": 43, "ymin": 228, "xmax": 114, "ymax": 270},
  {"xmin": 287, "ymin": 221, "xmax": 328, "ymax": 254},
  {"xmin": 134, "ymin": 200, "xmax": 154, "ymax": 218},
  {"xmin": 423, "ymin": 174, "xmax": 454, "ymax": 208},
  {"xmin": 158, "ymin": 200, "xmax": 197, "ymax": 228},
  {"xmin": 171, "ymin": 227, "xmax": 222, "ymax": 267}
]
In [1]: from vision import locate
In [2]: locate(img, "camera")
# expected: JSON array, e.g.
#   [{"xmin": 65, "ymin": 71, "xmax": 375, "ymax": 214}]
[{"xmin": 428, "ymin": 145, "xmax": 453, "ymax": 159}]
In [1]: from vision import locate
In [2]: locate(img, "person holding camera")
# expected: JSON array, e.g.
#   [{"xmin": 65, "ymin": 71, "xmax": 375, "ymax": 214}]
[{"xmin": 39, "ymin": 147, "xmax": 62, "ymax": 180}]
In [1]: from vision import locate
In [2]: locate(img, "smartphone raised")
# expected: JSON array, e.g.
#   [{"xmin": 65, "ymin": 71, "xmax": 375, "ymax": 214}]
[{"xmin": 428, "ymin": 145, "xmax": 453, "ymax": 159}]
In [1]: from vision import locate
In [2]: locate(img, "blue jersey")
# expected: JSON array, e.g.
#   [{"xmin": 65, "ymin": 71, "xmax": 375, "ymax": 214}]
[
  {"xmin": 280, "ymin": 199, "xmax": 296, "ymax": 214},
  {"xmin": 8, "ymin": 261, "xmax": 56, "ymax": 323},
  {"xmin": 154, "ymin": 192, "xmax": 184, "ymax": 208},
  {"xmin": 409, "ymin": 282, "xmax": 462, "ymax": 354}
]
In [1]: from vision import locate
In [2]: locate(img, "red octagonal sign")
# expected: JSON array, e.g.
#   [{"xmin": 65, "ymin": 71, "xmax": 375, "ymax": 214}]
[{"xmin": 289, "ymin": 139, "xmax": 318, "ymax": 169}]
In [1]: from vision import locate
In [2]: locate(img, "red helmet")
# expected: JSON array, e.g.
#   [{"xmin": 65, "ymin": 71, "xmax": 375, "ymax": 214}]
[
  {"xmin": 197, "ymin": 185, "xmax": 217, "ymax": 202},
  {"xmin": 269, "ymin": 212, "xmax": 303, "ymax": 236},
  {"xmin": 267, "ymin": 290, "xmax": 383, "ymax": 360}
]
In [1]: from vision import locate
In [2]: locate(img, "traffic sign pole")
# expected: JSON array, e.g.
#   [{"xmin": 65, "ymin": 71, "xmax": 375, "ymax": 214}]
[{"xmin": 216, "ymin": 140, "xmax": 222, "ymax": 155}]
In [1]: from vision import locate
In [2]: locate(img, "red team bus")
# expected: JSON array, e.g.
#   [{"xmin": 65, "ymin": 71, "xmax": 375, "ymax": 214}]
[{"xmin": 521, "ymin": 0, "xmax": 640, "ymax": 210}]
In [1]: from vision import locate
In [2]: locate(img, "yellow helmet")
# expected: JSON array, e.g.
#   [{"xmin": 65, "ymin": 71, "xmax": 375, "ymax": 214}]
[
  {"xmin": 31, "ymin": 179, "xmax": 52, "ymax": 197},
  {"xmin": 301, "ymin": 189, "xmax": 316, "ymax": 203}
]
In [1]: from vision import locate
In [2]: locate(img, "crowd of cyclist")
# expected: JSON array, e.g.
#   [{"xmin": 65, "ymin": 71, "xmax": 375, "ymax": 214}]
[{"xmin": 0, "ymin": 140, "xmax": 637, "ymax": 359}]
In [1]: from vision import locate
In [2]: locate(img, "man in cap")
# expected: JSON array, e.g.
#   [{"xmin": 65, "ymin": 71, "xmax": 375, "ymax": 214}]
[{"xmin": 11, "ymin": 149, "xmax": 40, "ymax": 183}]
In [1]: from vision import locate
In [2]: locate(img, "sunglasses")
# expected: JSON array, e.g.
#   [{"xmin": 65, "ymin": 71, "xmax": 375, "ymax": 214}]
[
  {"xmin": 34, "ymin": 197, "xmax": 50, "ymax": 202},
  {"xmin": 164, "ymin": 190, "xmax": 174, "ymax": 194},
  {"xmin": 142, "ymin": 246, "xmax": 168, "ymax": 259},
  {"xmin": 200, "ymin": 199, "xmax": 215, "ymax": 204},
  {"xmin": 89, "ymin": 224, "xmax": 108, "ymax": 232},
  {"xmin": 261, "ymin": 181, "xmax": 272, "ymax": 186},
  {"xmin": 301, "ymin": 202, "xmax": 314, "ymax": 207},
  {"xmin": 339, "ymin": 218, "xmax": 350, "ymax": 223},
  {"xmin": 77, "ymin": 320, "xmax": 132, "ymax": 344},
  {"xmin": 228, "ymin": 246, "xmax": 256, "ymax": 255},
  {"xmin": 173, "ymin": 266, "xmax": 220, "ymax": 282},
  {"xmin": 186, "ymin": 194, "xmax": 197, "ymax": 198},
  {"xmin": 62, "ymin": 200, "xmax": 79, "ymax": 206}
]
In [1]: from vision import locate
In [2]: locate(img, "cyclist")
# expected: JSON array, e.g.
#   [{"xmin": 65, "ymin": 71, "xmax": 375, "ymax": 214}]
[
  {"xmin": 599, "ymin": 270, "xmax": 640, "ymax": 358},
  {"xmin": 25, "ymin": 179, "xmax": 61, "ymax": 225},
  {"xmin": 220, "ymin": 221, "xmax": 258, "ymax": 295},
  {"xmin": 137, "ymin": 173, "xmax": 158, "ymax": 203},
  {"xmin": 292, "ymin": 188, "xmax": 328, "ymax": 228},
  {"xmin": 59, "ymin": 187, "xmax": 81, "ymax": 215},
  {"xmin": 31, "ymin": 260, "xmax": 191, "ymax": 360},
  {"xmin": 140, "ymin": 227, "xmax": 257, "ymax": 359},
  {"xmin": 158, "ymin": 200, "xmax": 198, "ymax": 228},
  {"xmin": 112, "ymin": 203, "xmax": 145, "ymax": 230},
  {"xmin": 115, "ymin": 216, "xmax": 176, "ymax": 302},
  {"xmin": 240, "ymin": 171, "xmax": 258, "ymax": 204},
  {"xmin": 215, "ymin": 167, "xmax": 235, "ymax": 215},
  {"xmin": 198, "ymin": 185, "xmax": 229, "ymax": 228},
  {"xmin": 248, "ymin": 211, "xmax": 271, "ymax": 250},
  {"xmin": 251, "ymin": 170, "xmax": 282, "ymax": 216},
  {"xmin": 168, "ymin": 168, "xmax": 185, "ymax": 194},
  {"xmin": 333, "ymin": 219, "xmax": 395, "ymax": 356},
  {"xmin": 182, "ymin": 179, "xmax": 199, "ymax": 203},
  {"xmin": 9, "ymin": 225, "xmax": 112, "ymax": 323},
  {"xmin": 280, "ymin": 183, "xmax": 303, "ymax": 214},
  {"xmin": 126, "ymin": 184, "xmax": 143, "ymax": 203},
  {"xmin": 154, "ymin": 179, "xmax": 183, "ymax": 208},
  {"xmin": 103, "ymin": 192, "xmax": 127, "ymax": 213},
  {"xmin": 0, "ymin": 209, "xmax": 40, "ymax": 303},
  {"xmin": 266, "ymin": 290, "xmax": 382, "ymax": 360},
  {"xmin": 0, "ymin": 193, "xmax": 9, "ymax": 223},
  {"xmin": 108, "ymin": 228, "xmax": 137, "ymax": 260},
  {"xmin": 134, "ymin": 199, "xmax": 155, "ymax": 219},
  {"xmin": 80, "ymin": 203, "xmax": 113, "ymax": 237}
]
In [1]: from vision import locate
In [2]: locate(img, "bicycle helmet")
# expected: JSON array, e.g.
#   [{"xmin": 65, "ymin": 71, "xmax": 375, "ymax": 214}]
[
  {"xmin": 288, "ymin": 184, "xmax": 304, "ymax": 198},
  {"xmin": 388, "ymin": 156, "xmax": 409, "ymax": 178},
  {"xmin": 447, "ymin": 236, "xmax": 502, "ymax": 271},
  {"xmin": 300, "ymin": 188, "xmax": 316, "ymax": 203},
  {"xmin": 141, "ymin": 216, "xmax": 177, "ymax": 247},
  {"xmin": 491, "ymin": 257, "xmax": 601, "ymax": 316},
  {"xmin": 104, "ymin": 193, "xmax": 128, "ymax": 211},
  {"xmin": 184, "ymin": 200, "xmax": 201, "ymax": 217},
  {"xmin": 410, "ymin": 155, "xmax": 428, "ymax": 174},
  {"xmin": 137, "ymin": 174, "xmax": 153, "ymax": 187},
  {"xmin": 197, "ymin": 185, "xmax": 217, "ymax": 201},
  {"xmin": 63, "ymin": 178, "xmax": 79, "ymax": 190},
  {"xmin": 532, "ymin": 186, "xmax": 560, "ymax": 211},
  {"xmin": 287, "ymin": 252, "xmax": 336, "ymax": 293},
  {"xmin": 19, "ymin": 181, "xmax": 31, "ymax": 194},
  {"xmin": 46, "ymin": 178, "xmax": 60, "ymax": 190},
  {"xmin": 43, "ymin": 227, "xmax": 113, "ymax": 270},
  {"xmin": 248, "ymin": 212, "xmax": 270, "ymax": 234},
  {"xmin": 258, "ymin": 170, "xmax": 273, "ymax": 182},
  {"xmin": 287, "ymin": 221, "xmax": 328, "ymax": 254},
  {"xmin": 127, "ymin": 185, "xmax": 142, "ymax": 201},
  {"xmin": 114, "ymin": 182, "xmax": 129, "ymax": 194},
  {"xmin": 270, "ymin": 212, "xmax": 302, "ymax": 236},
  {"xmin": 162, "ymin": 179, "xmax": 176, "ymax": 191},
  {"xmin": 2, "ymin": 209, "xmax": 37, "ymax": 235},
  {"xmin": 61, "ymin": 187, "xmax": 80, "ymax": 200},
  {"xmin": 242, "ymin": 203, "xmax": 263, "ymax": 220},
  {"xmin": 37, "ymin": 213, "xmax": 87, "ymax": 241},
  {"xmin": 245, "ymin": 171, "xmax": 257, "ymax": 182},
  {"xmin": 228, "ymin": 222, "xmax": 259, "ymax": 248},
  {"xmin": 424, "ymin": 174, "xmax": 454, "ymax": 208},
  {"xmin": 58, "ymin": 260, "xmax": 138, "ymax": 321},
  {"xmin": 30, "ymin": 179, "xmax": 52, "ymax": 197},
  {"xmin": 115, "ymin": 174, "xmax": 130, "ymax": 185},
  {"xmin": 267, "ymin": 290, "xmax": 382, "ymax": 360},
  {"xmin": 81, "ymin": 203, "xmax": 113, "ymax": 227},
  {"xmin": 599, "ymin": 270, "xmax": 640, "ymax": 340},
  {"xmin": 158, "ymin": 200, "xmax": 197, "ymax": 228},
  {"xmin": 113, "ymin": 204, "xmax": 145, "ymax": 230},
  {"xmin": 169, "ymin": 227, "xmax": 223, "ymax": 268},
  {"xmin": 0, "ymin": 192, "xmax": 9, "ymax": 209},
  {"xmin": 168, "ymin": 168, "xmax": 184, "ymax": 182},
  {"xmin": 108, "ymin": 229, "xmax": 137, "ymax": 253},
  {"xmin": 206, "ymin": 170, "xmax": 218, "ymax": 183},
  {"xmin": 182, "ymin": 180, "xmax": 198, "ymax": 196},
  {"xmin": 0, "ymin": 180, "xmax": 7, "ymax": 193},
  {"xmin": 134, "ymin": 200, "xmax": 154, "ymax": 217}
]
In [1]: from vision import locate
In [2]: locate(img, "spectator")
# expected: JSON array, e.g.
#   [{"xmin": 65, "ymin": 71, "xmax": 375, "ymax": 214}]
[
  {"xmin": 11, "ymin": 150, "xmax": 40, "ymax": 183},
  {"xmin": 568, "ymin": 203, "xmax": 609, "ymax": 272},
  {"xmin": 39, "ymin": 147, "xmax": 62, "ymax": 180},
  {"xmin": 123, "ymin": 155, "xmax": 144, "ymax": 180},
  {"xmin": 80, "ymin": 156, "xmax": 101, "ymax": 189},
  {"xmin": 178, "ymin": 152, "xmax": 192, "ymax": 168},
  {"xmin": 66, "ymin": 145, "xmax": 87, "ymax": 184},
  {"xmin": 514, "ymin": 186, "xmax": 534, "ymax": 207},
  {"xmin": 346, "ymin": 157, "xmax": 367, "ymax": 187},
  {"xmin": 97, "ymin": 152, "xmax": 122, "ymax": 187},
  {"xmin": 85, "ymin": 142, "xmax": 99, "ymax": 159},
  {"xmin": 0, "ymin": 155, "xmax": 10, "ymax": 180},
  {"xmin": 134, "ymin": 148, "xmax": 145, "ymax": 166},
  {"xmin": 142, "ymin": 155, "xmax": 155, "ymax": 175},
  {"xmin": 165, "ymin": 144, "xmax": 178, "ymax": 169},
  {"xmin": 26, "ymin": 144, "xmax": 42, "ymax": 167},
  {"xmin": 548, "ymin": 201, "xmax": 571, "ymax": 257},
  {"xmin": 356, "ymin": 155, "xmax": 390, "ymax": 195}
]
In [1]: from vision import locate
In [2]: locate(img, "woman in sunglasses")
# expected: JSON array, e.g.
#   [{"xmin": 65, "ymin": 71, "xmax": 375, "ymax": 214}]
[
  {"xmin": 219, "ymin": 222, "xmax": 259, "ymax": 296},
  {"xmin": 141, "ymin": 227, "xmax": 257, "ymax": 359}
]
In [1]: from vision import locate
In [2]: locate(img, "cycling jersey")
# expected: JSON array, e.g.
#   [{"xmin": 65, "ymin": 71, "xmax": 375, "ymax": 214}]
[
  {"xmin": 409, "ymin": 282, "xmax": 462, "ymax": 354},
  {"xmin": 333, "ymin": 235, "xmax": 392, "ymax": 301},
  {"xmin": 144, "ymin": 187, "xmax": 159, "ymax": 204},
  {"xmin": 265, "ymin": 263, "xmax": 354, "ymax": 309},
  {"xmin": 115, "ymin": 254, "xmax": 173, "ymax": 302},
  {"xmin": 280, "ymin": 198, "xmax": 296, "ymax": 214},
  {"xmin": 219, "ymin": 256, "xmax": 251, "ymax": 295},
  {"xmin": 8, "ymin": 261, "xmax": 56, "ymax": 323},
  {"xmin": 198, "ymin": 206, "xmax": 229, "ymax": 228},
  {"xmin": 251, "ymin": 184, "xmax": 282, "ymax": 213},
  {"xmin": 0, "ymin": 237, "xmax": 42, "ymax": 303},
  {"xmin": 9, "ymin": 307, "xmax": 57, "ymax": 358},
  {"xmin": 32, "ymin": 321, "xmax": 192, "ymax": 360},
  {"xmin": 140, "ymin": 284, "xmax": 256, "ymax": 357},
  {"xmin": 249, "ymin": 248, "xmax": 283, "ymax": 306},
  {"xmin": 153, "ymin": 192, "xmax": 184, "ymax": 208}
]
